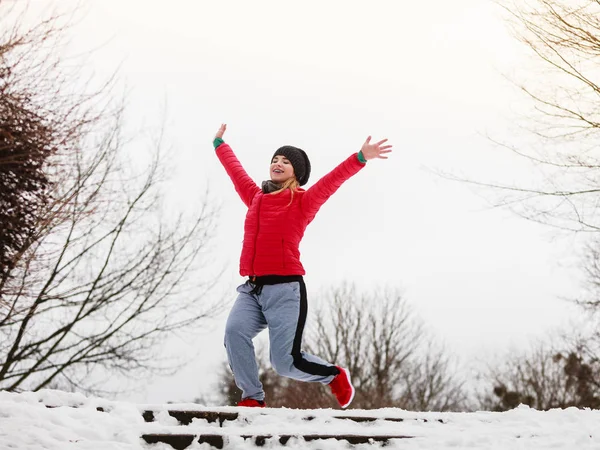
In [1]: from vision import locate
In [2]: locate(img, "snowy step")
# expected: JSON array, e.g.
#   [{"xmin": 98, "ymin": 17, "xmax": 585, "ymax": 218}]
[
  {"xmin": 4, "ymin": 390, "xmax": 600, "ymax": 450},
  {"xmin": 141, "ymin": 432, "xmax": 413, "ymax": 449},
  {"xmin": 47, "ymin": 403, "xmax": 432, "ymax": 447},
  {"xmin": 141, "ymin": 408, "xmax": 445, "ymax": 426},
  {"xmin": 139, "ymin": 408, "xmax": 429, "ymax": 448}
]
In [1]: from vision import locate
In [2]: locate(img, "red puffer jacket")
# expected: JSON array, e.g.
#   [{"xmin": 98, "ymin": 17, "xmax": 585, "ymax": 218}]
[{"xmin": 216, "ymin": 142, "xmax": 366, "ymax": 276}]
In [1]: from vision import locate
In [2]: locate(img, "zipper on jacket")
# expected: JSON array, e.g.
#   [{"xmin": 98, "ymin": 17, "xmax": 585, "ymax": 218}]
[{"xmin": 250, "ymin": 195, "xmax": 263, "ymax": 275}]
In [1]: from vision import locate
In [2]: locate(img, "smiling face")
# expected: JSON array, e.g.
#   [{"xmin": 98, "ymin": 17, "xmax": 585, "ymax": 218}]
[{"xmin": 270, "ymin": 154, "xmax": 295, "ymax": 184}]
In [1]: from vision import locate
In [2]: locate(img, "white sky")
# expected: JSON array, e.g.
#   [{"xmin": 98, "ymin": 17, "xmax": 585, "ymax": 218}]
[{"xmin": 27, "ymin": 0, "xmax": 587, "ymax": 402}]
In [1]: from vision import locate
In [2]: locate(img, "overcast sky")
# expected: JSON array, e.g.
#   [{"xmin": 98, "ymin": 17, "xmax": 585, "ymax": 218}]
[{"xmin": 31, "ymin": 0, "xmax": 587, "ymax": 403}]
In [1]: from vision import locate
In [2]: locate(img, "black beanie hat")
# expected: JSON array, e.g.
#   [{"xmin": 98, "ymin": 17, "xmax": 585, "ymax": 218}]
[{"xmin": 272, "ymin": 145, "xmax": 311, "ymax": 186}]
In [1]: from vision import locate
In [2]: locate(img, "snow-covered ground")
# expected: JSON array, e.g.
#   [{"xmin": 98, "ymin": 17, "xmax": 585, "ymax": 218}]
[{"xmin": 1, "ymin": 390, "xmax": 598, "ymax": 449}]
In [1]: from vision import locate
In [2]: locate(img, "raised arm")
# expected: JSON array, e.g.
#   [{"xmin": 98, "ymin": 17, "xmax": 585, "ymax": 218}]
[
  {"xmin": 213, "ymin": 124, "xmax": 260, "ymax": 208},
  {"xmin": 301, "ymin": 136, "xmax": 392, "ymax": 220}
]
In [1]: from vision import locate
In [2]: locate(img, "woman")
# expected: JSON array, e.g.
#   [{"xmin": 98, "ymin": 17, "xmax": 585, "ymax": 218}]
[{"xmin": 214, "ymin": 123, "xmax": 391, "ymax": 408}]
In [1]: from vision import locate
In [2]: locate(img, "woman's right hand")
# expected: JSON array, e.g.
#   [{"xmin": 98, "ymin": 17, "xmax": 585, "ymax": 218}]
[{"xmin": 215, "ymin": 123, "xmax": 227, "ymax": 140}]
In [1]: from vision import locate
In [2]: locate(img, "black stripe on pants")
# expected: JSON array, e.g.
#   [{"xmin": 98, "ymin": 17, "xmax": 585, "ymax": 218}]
[{"xmin": 291, "ymin": 279, "xmax": 340, "ymax": 377}]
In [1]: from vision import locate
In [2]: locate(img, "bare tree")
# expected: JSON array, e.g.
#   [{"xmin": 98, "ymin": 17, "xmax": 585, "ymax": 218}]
[
  {"xmin": 307, "ymin": 284, "xmax": 422, "ymax": 409},
  {"xmin": 459, "ymin": 1, "xmax": 600, "ymax": 392},
  {"xmin": 308, "ymin": 284, "xmax": 467, "ymax": 411},
  {"xmin": 215, "ymin": 284, "xmax": 468, "ymax": 411},
  {"xmin": 0, "ymin": 3, "xmax": 92, "ymax": 296},
  {"xmin": 0, "ymin": 4, "xmax": 222, "ymax": 394},
  {"xmin": 456, "ymin": 0, "xmax": 600, "ymax": 233},
  {"xmin": 400, "ymin": 341, "xmax": 468, "ymax": 411}
]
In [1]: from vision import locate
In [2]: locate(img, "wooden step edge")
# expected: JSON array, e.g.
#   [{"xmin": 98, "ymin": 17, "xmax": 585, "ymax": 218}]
[
  {"xmin": 328, "ymin": 415, "xmax": 445, "ymax": 424},
  {"xmin": 141, "ymin": 434, "xmax": 198, "ymax": 450},
  {"xmin": 252, "ymin": 434, "xmax": 415, "ymax": 445},
  {"xmin": 142, "ymin": 409, "xmax": 445, "ymax": 426},
  {"xmin": 142, "ymin": 410, "xmax": 239, "ymax": 425},
  {"xmin": 141, "ymin": 433, "xmax": 415, "ymax": 449}
]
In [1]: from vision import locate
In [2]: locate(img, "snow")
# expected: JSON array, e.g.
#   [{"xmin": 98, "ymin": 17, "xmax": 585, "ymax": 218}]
[{"xmin": 1, "ymin": 390, "xmax": 599, "ymax": 449}]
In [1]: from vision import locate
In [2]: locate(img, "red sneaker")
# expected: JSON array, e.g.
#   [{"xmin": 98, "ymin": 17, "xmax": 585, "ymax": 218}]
[
  {"xmin": 237, "ymin": 398, "xmax": 266, "ymax": 407},
  {"xmin": 329, "ymin": 366, "xmax": 355, "ymax": 408}
]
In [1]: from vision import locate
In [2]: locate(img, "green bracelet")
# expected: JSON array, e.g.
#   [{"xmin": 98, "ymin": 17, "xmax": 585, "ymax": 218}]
[
  {"xmin": 213, "ymin": 137, "xmax": 224, "ymax": 149},
  {"xmin": 357, "ymin": 151, "xmax": 367, "ymax": 164}
]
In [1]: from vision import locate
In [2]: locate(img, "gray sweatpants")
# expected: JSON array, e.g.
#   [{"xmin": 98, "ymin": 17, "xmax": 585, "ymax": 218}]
[{"xmin": 224, "ymin": 279, "xmax": 338, "ymax": 401}]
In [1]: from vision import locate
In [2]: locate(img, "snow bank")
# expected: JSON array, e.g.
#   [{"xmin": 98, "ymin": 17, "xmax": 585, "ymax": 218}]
[{"xmin": 1, "ymin": 390, "xmax": 599, "ymax": 449}]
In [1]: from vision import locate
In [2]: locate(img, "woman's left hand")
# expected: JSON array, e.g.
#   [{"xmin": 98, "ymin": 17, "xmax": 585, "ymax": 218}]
[
  {"xmin": 215, "ymin": 123, "xmax": 227, "ymax": 140},
  {"xmin": 361, "ymin": 136, "xmax": 393, "ymax": 161}
]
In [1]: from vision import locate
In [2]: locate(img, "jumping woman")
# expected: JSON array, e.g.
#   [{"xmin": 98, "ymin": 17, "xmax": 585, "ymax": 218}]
[{"xmin": 214, "ymin": 124, "xmax": 392, "ymax": 408}]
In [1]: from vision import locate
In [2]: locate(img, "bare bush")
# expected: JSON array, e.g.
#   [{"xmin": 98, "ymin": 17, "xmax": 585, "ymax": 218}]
[{"xmin": 478, "ymin": 338, "xmax": 600, "ymax": 410}]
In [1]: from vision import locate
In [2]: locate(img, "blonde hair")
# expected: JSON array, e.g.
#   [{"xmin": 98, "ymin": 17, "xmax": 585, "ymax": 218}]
[{"xmin": 271, "ymin": 177, "xmax": 300, "ymax": 205}]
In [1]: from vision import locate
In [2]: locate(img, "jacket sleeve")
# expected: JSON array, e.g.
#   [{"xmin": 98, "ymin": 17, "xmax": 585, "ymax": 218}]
[
  {"xmin": 301, "ymin": 153, "xmax": 366, "ymax": 221},
  {"xmin": 215, "ymin": 142, "xmax": 261, "ymax": 208}
]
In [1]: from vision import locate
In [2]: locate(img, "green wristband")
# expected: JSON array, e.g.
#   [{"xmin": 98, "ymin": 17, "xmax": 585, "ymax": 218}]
[
  {"xmin": 357, "ymin": 151, "xmax": 367, "ymax": 164},
  {"xmin": 213, "ymin": 137, "xmax": 224, "ymax": 149}
]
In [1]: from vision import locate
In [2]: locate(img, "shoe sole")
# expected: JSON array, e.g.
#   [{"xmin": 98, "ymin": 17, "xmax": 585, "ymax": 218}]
[{"xmin": 340, "ymin": 367, "xmax": 355, "ymax": 409}]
